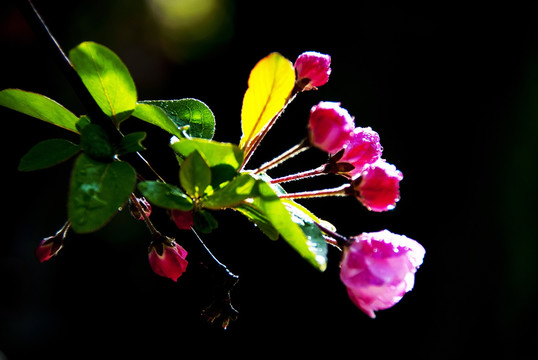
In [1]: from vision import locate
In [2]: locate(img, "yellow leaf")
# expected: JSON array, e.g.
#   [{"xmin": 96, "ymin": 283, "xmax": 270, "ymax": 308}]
[{"xmin": 240, "ymin": 52, "xmax": 295, "ymax": 156}]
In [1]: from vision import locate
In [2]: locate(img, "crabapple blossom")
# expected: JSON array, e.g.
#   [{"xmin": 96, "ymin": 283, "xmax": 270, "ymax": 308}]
[
  {"xmin": 340, "ymin": 230, "xmax": 425, "ymax": 318},
  {"xmin": 308, "ymin": 101, "xmax": 354, "ymax": 153}
]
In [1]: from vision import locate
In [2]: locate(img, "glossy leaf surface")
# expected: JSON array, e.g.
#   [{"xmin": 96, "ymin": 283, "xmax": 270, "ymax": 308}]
[
  {"xmin": 250, "ymin": 180, "xmax": 327, "ymax": 271},
  {"xmin": 140, "ymin": 98, "xmax": 215, "ymax": 139},
  {"xmin": 132, "ymin": 103, "xmax": 183, "ymax": 138}
]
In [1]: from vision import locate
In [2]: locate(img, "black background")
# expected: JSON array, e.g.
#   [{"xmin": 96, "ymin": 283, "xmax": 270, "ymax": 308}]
[{"xmin": 1, "ymin": 1, "xmax": 537, "ymax": 358}]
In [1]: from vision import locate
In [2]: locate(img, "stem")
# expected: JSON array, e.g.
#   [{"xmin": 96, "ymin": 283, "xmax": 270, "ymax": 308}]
[
  {"xmin": 190, "ymin": 227, "xmax": 238, "ymax": 281},
  {"xmin": 190, "ymin": 227, "xmax": 239, "ymax": 329},
  {"xmin": 278, "ymin": 184, "xmax": 351, "ymax": 200},
  {"xmin": 315, "ymin": 221, "xmax": 350, "ymax": 250},
  {"xmin": 270, "ymin": 165, "xmax": 327, "ymax": 184},
  {"xmin": 56, "ymin": 220, "xmax": 71, "ymax": 240},
  {"xmin": 253, "ymin": 138, "xmax": 310, "ymax": 174}
]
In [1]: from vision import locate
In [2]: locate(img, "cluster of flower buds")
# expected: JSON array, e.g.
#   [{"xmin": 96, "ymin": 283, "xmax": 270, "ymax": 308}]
[
  {"xmin": 260, "ymin": 51, "xmax": 423, "ymax": 317},
  {"xmin": 259, "ymin": 53, "xmax": 403, "ymax": 214}
]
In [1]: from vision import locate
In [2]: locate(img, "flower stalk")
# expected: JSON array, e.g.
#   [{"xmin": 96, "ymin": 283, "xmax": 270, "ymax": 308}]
[
  {"xmin": 253, "ymin": 137, "xmax": 310, "ymax": 174},
  {"xmin": 278, "ymin": 183, "xmax": 350, "ymax": 200},
  {"xmin": 270, "ymin": 165, "xmax": 327, "ymax": 184}
]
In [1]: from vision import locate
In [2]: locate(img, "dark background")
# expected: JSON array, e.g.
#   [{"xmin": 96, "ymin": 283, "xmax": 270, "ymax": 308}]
[{"xmin": 1, "ymin": 1, "xmax": 537, "ymax": 358}]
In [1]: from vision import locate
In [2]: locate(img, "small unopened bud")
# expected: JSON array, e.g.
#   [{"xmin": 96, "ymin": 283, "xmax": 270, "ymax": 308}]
[
  {"xmin": 129, "ymin": 196, "xmax": 152, "ymax": 220},
  {"xmin": 148, "ymin": 235, "xmax": 188, "ymax": 282},
  {"xmin": 308, "ymin": 101, "xmax": 354, "ymax": 154},
  {"xmin": 35, "ymin": 221, "xmax": 70, "ymax": 263},
  {"xmin": 336, "ymin": 127, "xmax": 383, "ymax": 178},
  {"xmin": 353, "ymin": 160, "xmax": 403, "ymax": 212},
  {"xmin": 294, "ymin": 51, "xmax": 331, "ymax": 91}
]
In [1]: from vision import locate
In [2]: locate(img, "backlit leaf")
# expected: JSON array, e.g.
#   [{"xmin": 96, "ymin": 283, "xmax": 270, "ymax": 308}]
[
  {"xmin": 170, "ymin": 137, "xmax": 243, "ymax": 170},
  {"xmin": 0, "ymin": 89, "xmax": 79, "ymax": 133},
  {"xmin": 240, "ymin": 53, "xmax": 295, "ymax": 156},
  {"xmin": 203, "ymin": 173, "xmax": 257, "ymax": 209},
  {"xmin": 69, "ymin": 41, "xmax": 137, "ymax": 125},
  {"xmin": 179, "ymin": 150, "xmax": 212, "ymax": 198}
]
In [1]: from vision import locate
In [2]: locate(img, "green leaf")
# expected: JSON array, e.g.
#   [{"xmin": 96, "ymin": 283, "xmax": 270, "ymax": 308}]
[
  {"xmin": 18, "ymin": 139, "xmax": 80, "ymax": 171},
  {"xmin": 140, "ymin": 98, "xmax": 215, "ymax": 139},
  {"xmin": 116, "ymin": 132, "xmax": 147, "ymax": 156},
  {"xmin": 137, "ymin": 181, "xmax": 193, "ymax": 210},
  {"xmin": 69, "ymin": 41, "xmax": 137, "ymax": 125},
  {"xmin": 80, "ymin": 124, "xmax": 114, "ymax": 162},
  {"xmin": 170, "ymin": 138, "xmax": 243, "ymax": 170},
  {"xmin": 179, "ymin": 150, "xmax": 212, "ymax": 198},
  {"xmin": 132, "ymin": 103, "xmax": 183, "ymax": 138},
  {"xmin": 282, "ymin": 200, "xmax": 328, "ymax": 271},
  {"xmin": 0, "ymin": 89, "xmax": 79, "ymax": 133},
  {"xmin": 203, "ymin": 173, "xmax": 257, "ymax": 210},
  {"xmin": 68, "ymin": 154, "xmax": 136, "ymax": 233},
  {"xmin": 235, "ymin": 203, "xmax": 279, "ymax": 240},
  {"xmin": 250, "ymin": 180, "xmax": 327, "ymax": 271},
  {"xmin": 193, "ymin": 209, "xmax": 218, "ymax": 233}
]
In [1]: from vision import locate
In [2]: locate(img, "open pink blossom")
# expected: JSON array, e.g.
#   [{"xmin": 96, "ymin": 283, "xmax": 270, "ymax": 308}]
[
  {"xmin": 354, "ymin": 160, "xmax": 403, "ymax": 212},
  {"xmin": 148, "ymin": 237, "xmax": 188, "ymax": 282},
  {"xmin": 294, "ymin": 51, "xmax": 331, "ymax": 91},
  {"xmin": 308, "ymin": 101, "xmax": 355, "ymax": 153},
  {"xmin": 340, "ymin": 230, "xmax": 425, "ymax": 318},
  {"xmin": 338, "ymin": 127, "xmax": 383, "ymax": 178}
]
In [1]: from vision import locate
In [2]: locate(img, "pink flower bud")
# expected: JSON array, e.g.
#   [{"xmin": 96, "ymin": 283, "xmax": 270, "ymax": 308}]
[
  {"xmin": 294, "ymin": 51, "xmax": 331, "ymax": 91},
  {"xmin": 354, "ymin": 160, "xmax": 403, "ymax": 212},
  {"xmin": 340, "ymin": 230, "xmax": 425, "ymax": 318},
  {"xmin": 338, "ymin": 127, "xmax": 383, "ymax": 178},
  {"xmin": 308, "ymin": 101, "xmax": 355, "ymax": 154},
  {"xmin": 148, "ymin": 237, "xmax": 188, "ymax": 282},
  {"xmin": 35, "ymin": 235, "xmax": 63, "ymax": 263},
  {"xmin": 171, "ymin": 209, "xmax": 194, "ymax": 230}
]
